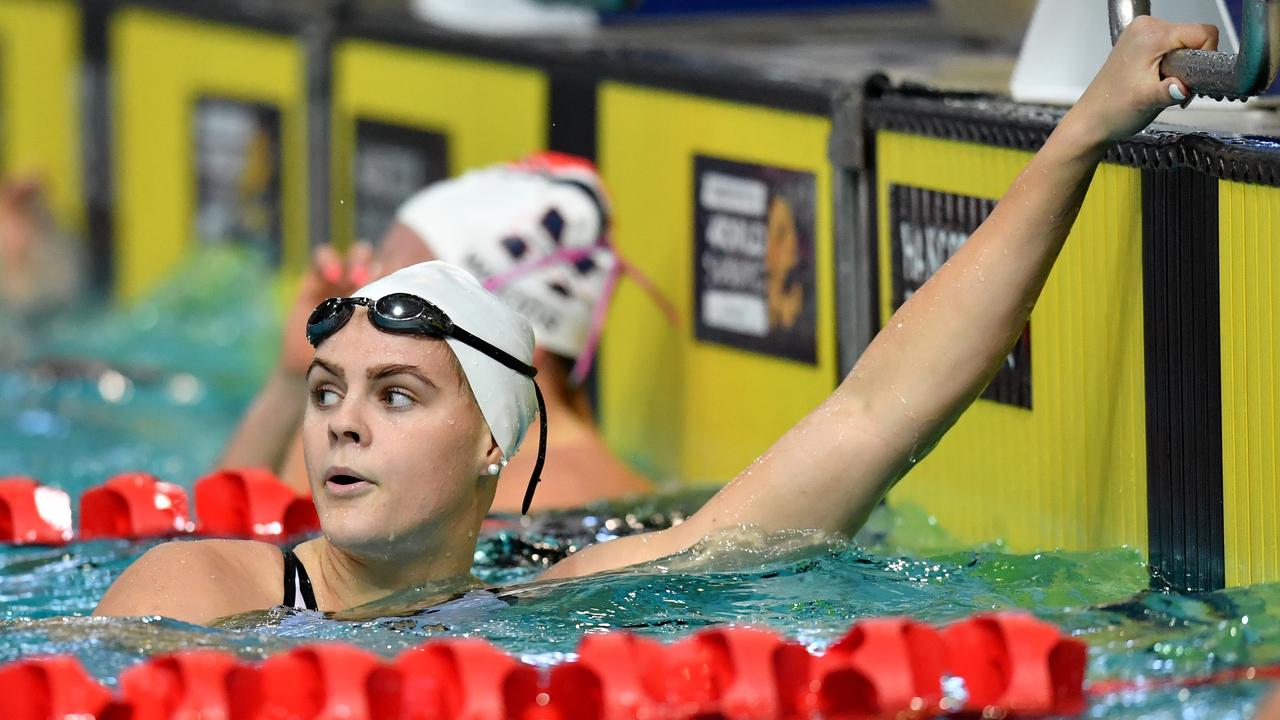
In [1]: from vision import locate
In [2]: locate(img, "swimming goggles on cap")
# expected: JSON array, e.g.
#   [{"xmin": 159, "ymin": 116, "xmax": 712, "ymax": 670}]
[{"xmin": 306, "ymin": 292, "xmax": 548, "ymax": 514}]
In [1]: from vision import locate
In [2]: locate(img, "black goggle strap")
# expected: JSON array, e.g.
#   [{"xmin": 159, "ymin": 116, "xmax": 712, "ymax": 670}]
[
  {"xmin": 448, "ymin": 320, "xmax": 543, "ymax": 512},
  {"xmin": 448, "ymin": 324, "xmax": 537, "ymax": 378},
  {"xmin": 521, "ymin": 381, "xmax": 548, "ymax": 515}
]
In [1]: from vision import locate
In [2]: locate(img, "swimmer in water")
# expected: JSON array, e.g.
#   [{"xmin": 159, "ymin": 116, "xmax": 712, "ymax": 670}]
[
  {"xmin": 219, "ymin": 153, "xmax": 665, "ymax": 513},
  {"xmin": 97, "ymin": 18, "xmax": 1215, "ymax": 624},
  {"xmin": 0, "ymin": 176, "xmax": 81, "ymax": 321}
]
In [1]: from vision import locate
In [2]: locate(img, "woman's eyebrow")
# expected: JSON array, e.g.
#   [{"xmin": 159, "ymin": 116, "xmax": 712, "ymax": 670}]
[
  {"xmin": 368, "ymin": 363, "xmax": 437, "ymax": 389},
  {"xmin": 307, "ymin": 359, "xmax": 342, "ymax": 380}
]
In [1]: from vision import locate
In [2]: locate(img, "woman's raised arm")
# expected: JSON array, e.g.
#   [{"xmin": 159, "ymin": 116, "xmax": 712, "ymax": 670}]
[{"xmin": 545, "ymin": 17, "xmax": 1219, "ymax": 579}]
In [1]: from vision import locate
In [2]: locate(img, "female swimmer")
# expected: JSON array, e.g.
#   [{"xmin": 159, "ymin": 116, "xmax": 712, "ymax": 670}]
[
  {"xmin": 220, "ymin": 154, "xmax": 658, "ymax": 512},
  {"xmin": 96, "ymin": 18, "xmax": 1217, "ymax": 624}
]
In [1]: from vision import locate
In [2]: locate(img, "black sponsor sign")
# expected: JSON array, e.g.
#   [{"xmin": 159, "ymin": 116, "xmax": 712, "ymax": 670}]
[
  {"xmin": 693, "ymin": 156, "xmax": 817, "ymax": 364},
  {"xmin": 889, "ymin": 184, "xmax": 1032, "ymax": 409},
  {"xmin": 193, "ymin": 97, "xmax": 283, "ymax": 264},
  {"xmin": 354, "ymin": 119, "xmax": 448, "ymax": 245}
]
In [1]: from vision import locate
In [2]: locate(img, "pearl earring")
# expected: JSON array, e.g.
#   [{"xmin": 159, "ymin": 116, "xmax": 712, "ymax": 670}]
[{"xmin": 484, "ymin": 463, "xmax": 502, "ymax": 477}]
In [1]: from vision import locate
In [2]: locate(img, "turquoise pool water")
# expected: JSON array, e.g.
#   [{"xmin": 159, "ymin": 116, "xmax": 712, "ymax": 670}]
[{"xmin": 1, "ymin": 249, "xmax": 1277, "ymax": 718}]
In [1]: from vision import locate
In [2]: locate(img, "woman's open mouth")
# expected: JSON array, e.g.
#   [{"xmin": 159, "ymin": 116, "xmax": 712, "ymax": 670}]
[{"xmin": 323, "ymin": 468, "xmax": 375, "ymax": 497}]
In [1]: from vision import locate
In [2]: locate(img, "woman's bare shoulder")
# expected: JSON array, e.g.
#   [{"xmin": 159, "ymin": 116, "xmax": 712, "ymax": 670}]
[{"xmin": 93, "ymin": 538, "xmax": 285, "ymax": 625}]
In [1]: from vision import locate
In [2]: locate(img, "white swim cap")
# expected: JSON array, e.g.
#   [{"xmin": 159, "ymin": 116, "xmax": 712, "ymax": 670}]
[
  {"xmin": 394, "ymin": 152, "xmax": 615, "ymax": 362},
  {"xmin": 351, "ymin": 261, "xmax": 538, "ymax": 462}
]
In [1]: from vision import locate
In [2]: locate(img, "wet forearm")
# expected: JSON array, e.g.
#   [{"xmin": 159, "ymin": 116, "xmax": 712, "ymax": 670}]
[{"xmin": 839, "ymin": 114, "xmax": 1109, "ymax": 472}]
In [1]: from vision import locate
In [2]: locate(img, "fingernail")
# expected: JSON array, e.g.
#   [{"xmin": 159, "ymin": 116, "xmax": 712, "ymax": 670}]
[
  {"xmin": 322, "ymin": 263, "xmax": 342, "ymax": 283},
  {"xmin": 350, "ymin": 265, "xmax": 370, "ymax": 287},
  {"xmin": 1169, "ymin": 84, "xmax": 1187, "ymax": 103}
]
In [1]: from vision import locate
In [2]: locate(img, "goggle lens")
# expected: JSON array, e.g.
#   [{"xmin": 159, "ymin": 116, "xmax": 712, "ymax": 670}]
[
  {"xmin": 306, "ymin": 298, "xmax": 358, "ymax": 346},
  {"xmin": 371, "ymin": 294, "xmax": 452, "ymax": 337},
  {"xmin": 375, "ymin": 294, "xmax": 422, "ymax": 320}
]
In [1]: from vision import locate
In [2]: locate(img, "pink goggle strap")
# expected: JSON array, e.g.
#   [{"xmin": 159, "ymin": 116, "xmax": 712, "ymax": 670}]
[
  {"xmin": 481, "ymin": 246, "xmax": 596, "ymax": 295},
  {"xmin": 482, "ymin": 240, "xmax": 678, "ymax": 386}
]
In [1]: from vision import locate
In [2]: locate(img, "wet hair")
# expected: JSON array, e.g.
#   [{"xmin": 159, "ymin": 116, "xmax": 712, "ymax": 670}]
[{"xmin": 429, "ymin": 336, "xmax": 473, "ymax": 397}]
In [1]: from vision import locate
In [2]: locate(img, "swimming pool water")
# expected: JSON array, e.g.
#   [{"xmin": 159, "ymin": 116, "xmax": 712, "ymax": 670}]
[{"xmin": 1, "ymin": 249, "xmax": 1277, "ymax": 718}]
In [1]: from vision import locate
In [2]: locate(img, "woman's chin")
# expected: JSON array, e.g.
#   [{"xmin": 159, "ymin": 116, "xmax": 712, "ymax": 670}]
[
  {"xmin": 320, "ymin": 521, "xmax": 400, "ymax": 553},
  {"xmin": 316, "ymin": 500, "xmax": 464, "ymax": 558},
  {"xmin": 326, "ymin": 536, "xmax": 397, "ymax": 561},
  {"xmin": 319, "ymin": 520, "xmax": 435, "ymax": 560}
]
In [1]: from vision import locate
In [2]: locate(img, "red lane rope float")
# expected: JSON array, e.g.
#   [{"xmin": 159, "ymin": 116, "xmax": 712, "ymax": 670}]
[
  {"xmin": 661, "ymin": 626, "xmax": 812, "ymax": 718},
  {"xmin": 79, "ymin": 473, "xmax": 194, "ymax": 540},
  {"xmin": 0, "ymin": 476, "xmax": 73, "ymax": 545},
  {"xmin": 0, "ymin": 468, "xmax": 318, "ymax": 545},
  {"xmin": 0, "ymin": 612, "xmax": 1093, "ymax": 720},
  {"xmin": 816, "ymin": 617, "xmax": 947, "ymax": 716},
  {"xmin": 193, "ymin": 468, "xmax": 320, "ymax": 541},
  {"xmin": 0, "ymin": 655, "xmax": 113, "ymax": 720},
  {"xmin": 942, "ymin": 613, "xmax": 1087, "ymax": 716},
  {"xmin": 244, "ymin": 644, "xmax": 402, "ymax": 719},
  {"xmin": 553, "ymin": 626, "xmax": 812, "ymax": 719},
  {"xmin": 395, "ymin": 637, "xmax": 527, "ymax": 719},
  {"xmin": 115, "ymin": 649, "xmax": 243, "ymax": 720},
  {"xmin": 556, "ymin": 630, "xmax": 667, "ymax": 719}
]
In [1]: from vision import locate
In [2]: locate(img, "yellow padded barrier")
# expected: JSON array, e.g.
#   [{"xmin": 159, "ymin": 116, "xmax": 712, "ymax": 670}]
[
  {"xmin": 1220, "ymin": 180, "xmax": 1280, "ymax": 587},
  {"xmin": 0, "ymin": 0, "xmax": 82, "ymax": 229},
  {"xmin": 598, "ymin": 82, "xmax": 835, "ymax": 485},
  {"xmin": 878, "ymin": 132, "xmax": 1148, "ymax": 554},
  {"xmin": 112, "ymin": 8, "xmax": 307, "ymax": 299},
  {"xmin": 330, "ymin": 40, "xmax": 547, "ymax": 246}
]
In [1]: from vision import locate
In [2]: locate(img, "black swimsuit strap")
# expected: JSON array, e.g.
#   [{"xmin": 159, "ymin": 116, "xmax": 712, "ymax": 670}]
[{"xmin": 282, "ymin": 548, "xmax": 318, "ymax": 611}]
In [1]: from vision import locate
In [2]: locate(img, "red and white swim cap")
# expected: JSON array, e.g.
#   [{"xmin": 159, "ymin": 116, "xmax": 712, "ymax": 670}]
[{"xmin": 394, "ymin": 152, "xmax": 615, "ymax": 364}]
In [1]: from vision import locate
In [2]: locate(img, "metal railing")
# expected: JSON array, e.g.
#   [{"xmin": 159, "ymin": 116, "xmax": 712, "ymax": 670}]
[{"xmin": 1110, "ymin": 0, "xmax": 1280, "ymax": 100}]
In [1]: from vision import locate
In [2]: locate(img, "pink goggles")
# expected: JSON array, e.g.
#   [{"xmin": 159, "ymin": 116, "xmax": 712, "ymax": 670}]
[{"xmin": 482, "ymin": 237, "xmax": 678, "ymax": 386}]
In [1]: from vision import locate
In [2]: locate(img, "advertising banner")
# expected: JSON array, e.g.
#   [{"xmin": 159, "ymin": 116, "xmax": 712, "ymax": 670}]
[
  {"xmin": 193, "ymin": 97, "xmax": 283, "ymax": 264},
  {"xmin": 353, "ymin": 119, "xmax": 448, "ymax": 245},
  {"xmin": 693, "ymin": 155, "xmax": 817, "ymax": 364},
  {"xmin": 889, "ymin": 183, "xmax": 1031, "ymax": 408}
]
